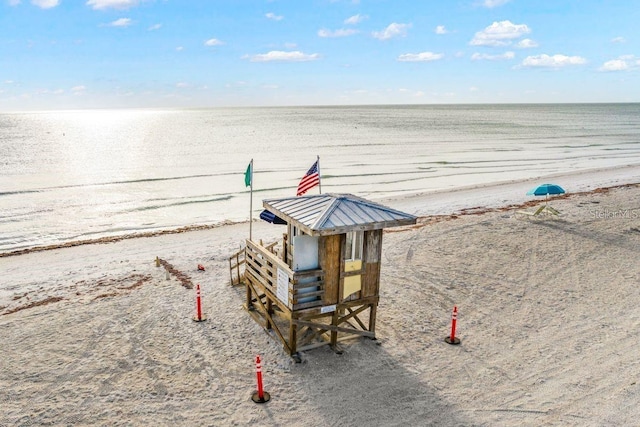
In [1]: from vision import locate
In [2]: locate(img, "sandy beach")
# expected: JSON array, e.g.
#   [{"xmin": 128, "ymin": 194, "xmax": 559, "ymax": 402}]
[{"xmin": 2, "ymin": 167, "xmax": 640, "ymax": 426}]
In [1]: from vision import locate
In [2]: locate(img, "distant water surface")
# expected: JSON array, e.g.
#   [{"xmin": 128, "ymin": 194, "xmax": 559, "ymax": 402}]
[{"xmin": 2, "ymin": 104, "xmax": 640, "ymax": 253}]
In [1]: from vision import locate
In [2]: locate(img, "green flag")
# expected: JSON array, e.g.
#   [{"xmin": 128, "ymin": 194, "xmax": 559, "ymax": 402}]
[{"xmin": 244, "ymin": 161, "xmax": 252, "ymax": 187}]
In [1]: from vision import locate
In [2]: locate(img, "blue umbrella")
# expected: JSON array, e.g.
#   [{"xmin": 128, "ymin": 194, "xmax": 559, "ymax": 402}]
[
  {"xmin": 527, "ymin": 183, "xmax": 565, "ymax": 197},
  {"xmin": 259, "ymin": 209, "xmax": 287, "ymax": 225}
]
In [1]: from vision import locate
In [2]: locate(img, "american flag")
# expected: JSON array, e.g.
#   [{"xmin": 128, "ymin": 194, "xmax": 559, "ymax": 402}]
[{"xmin": 296, "ymin": 160, "xmax": 320, "ymax": 196}]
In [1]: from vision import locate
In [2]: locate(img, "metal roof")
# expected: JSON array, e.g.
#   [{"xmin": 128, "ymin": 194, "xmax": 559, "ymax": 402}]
[{"xmin": 262, "ymin": 193, "xmax": 417, "ymax": 236}]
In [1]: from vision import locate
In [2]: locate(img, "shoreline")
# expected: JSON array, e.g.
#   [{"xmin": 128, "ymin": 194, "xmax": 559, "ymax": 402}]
[
  {"xmin": 0, "ymin": 164, "xmax": 640, "ymax": 258},
  {"xmin": 387, "ymin": 163, "xmax": 640, "ymax": 215},
  {"xmin": 3, "ymin": 163, "xmax": 640, "ymax": 258},
  {"xmin": 0, "ymin": 220, "xmax": 243, "ymax": 258}
]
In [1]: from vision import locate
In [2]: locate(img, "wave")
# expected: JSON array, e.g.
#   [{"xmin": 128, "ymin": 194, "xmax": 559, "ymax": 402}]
[
  {"xmin": 322, "ymin": 170, "xmax": 431, "ymax": 179},
  {"xmin": 0, "ymin": 189, "xmax": 42, "ymax": 197},
  {"xmin": 0, "ymin": 172, "xmax": 238, "ymax": 198},
  {"xmin": 0, "ymin": 207, "xmax": 55, "ymax": 221},
  {"xmin": 130, "ymin": 195, "xmax": 234, "ymax": 212}
]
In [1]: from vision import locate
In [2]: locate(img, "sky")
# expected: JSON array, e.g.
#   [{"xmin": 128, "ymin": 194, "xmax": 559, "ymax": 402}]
[{"xmin": 1, "ymin": 0, "xmax": 639, "ymax": 111}]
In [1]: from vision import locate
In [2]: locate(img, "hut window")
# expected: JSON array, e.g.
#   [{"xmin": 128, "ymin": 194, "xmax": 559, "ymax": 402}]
[
  {"xmin": 344, "ymin": 231, "xmax": 363, "ymax": 261},
  {"xmin": 291, "ymin": 226, "xmax": 307, "ymax": 237}
]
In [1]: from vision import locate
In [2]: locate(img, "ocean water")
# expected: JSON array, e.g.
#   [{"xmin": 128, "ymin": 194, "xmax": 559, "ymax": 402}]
[{"xmin": 2, "ymin": 104, "xmax": 640, "ymax": 253}]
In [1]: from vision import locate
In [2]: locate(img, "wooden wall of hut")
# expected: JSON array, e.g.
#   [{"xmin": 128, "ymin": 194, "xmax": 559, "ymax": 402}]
[
  {"xmin": 362, "ymin": 229, "xmax": 382, "ymax": 298},
  {"xmin": 319, "ymin": 234, "xmax": 341, "ymax": 306},
  {"xmin": 283, "ymin": 226, "xmax": 384, "ymax": 307},
  {"xmin": 316, "ymin": 229, "xmax": 383, "ymax": 306}
]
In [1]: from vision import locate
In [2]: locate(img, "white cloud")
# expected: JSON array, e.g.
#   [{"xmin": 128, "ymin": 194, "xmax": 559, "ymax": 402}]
[
  {"xmin": 344, "ymin": 14, "xmax": 366, "ymax": 25},
  {"xmin": 611, "ymin": 36, "xmax": 626, "ymax": 44},
  {"xmin": 176, "ymin": 82, "xmax": 189, "ymax": 88},
  {"xmin": 598, "ymin": 56, "xmax": 638, "ymax": 72},
  {"xmin": 482, "ymin": 0, "xmax": 511, "ymax": 7},
  {"xmin": 86, "ymin": 0, "xmax": 139, "ymax": 10},
  {"xmin": 471, "ymin": 51, "xmax": 515, "ymax": 60},
  {"xmin": 469, "ymin": 86, "xmax": 479, "ymax": 92},
  {"xmin": 470, "ymin": 20, "xmax": 531, "ymax": 47},
  {"xmin": 265, "ymin": 12, "xmax": 283, "ymax": 21},
  {"xmin": 245, "ymin": 51, "xmax": 320, "ymax": 62},
  {"xmin": 204, "ymin": 38, "xmax": 224, "ymax": 46},
  {"xmin": 176, "ymin": 46, "xmax": 184, "ymax": 51},
  {"xmin": 37, "ymin": 88, "xmax": 64, "ymax": 95},
  {"xmin": 372, "ymin": 23, "xmax": 411, "ymax": 40},
  {"xmin": 397, "ymin": 52, "xmax": 444, "ymax": 62},
  {"xmin": 31, "ymin": 0, "xmax": 59, "ymax": 8},
  {"xmin": 148, "ymin": 23, "xmax": 162, "ymax": 31},
  {"xmin": 108, "ymin": 18, "xmax": 132, "ymax": 27},
  {"xmin": 71, "ymin": 86, "xmax": 86, "ymax": 96},
  {"xmin": 520, "ymin": 54, "xmax": 586, "ymax": 68},
  {"xmin": 435, "ymin": 25, "xmax": 448, "ymax": 35},
  {"xmin": 8, "ymin": 0, "xmax": 21, "ymax": 6},
  {"xmin": 599, "ymin": 59, "xmax": 629, "ymax": 72},
  {"xmin": 517, "ymin": 38, "xmax": 538, "ymax": 48},
  {"xmin": 318, "ymin": 28, "xmax": 358, "ymax": 38}
]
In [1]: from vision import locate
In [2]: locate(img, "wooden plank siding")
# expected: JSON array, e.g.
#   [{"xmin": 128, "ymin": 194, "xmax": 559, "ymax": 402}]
[
  {"xmin": 319, "ymin": 234, "xmax": 341, "ymax": 305},
  {"xmin": 362, "ymin": 229, "xmax": 383, "ymax": 298}
]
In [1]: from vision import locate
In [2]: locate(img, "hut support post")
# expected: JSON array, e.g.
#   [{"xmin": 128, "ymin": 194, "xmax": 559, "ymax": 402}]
[
  {"xmin": 369, "ymin": 303, "xmax": 378, "ymax": 337},
  {"xmin": 246, "ymin": 284, "xmax": 253, "ymax": 311},
  {"xmin": 288, "ymin": 320, "xmax": 297, "ymax": 356},
  {"xmin": 330, "ymin": 310, "xmax": 339, "ymax": 350},
  {"xmin": 265, "ymin": 298, "xmax": 273, "ymax": 329}
]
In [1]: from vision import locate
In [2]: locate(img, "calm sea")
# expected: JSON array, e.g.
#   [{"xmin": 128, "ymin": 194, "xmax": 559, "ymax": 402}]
[{"xmin": 2, "ymin": 104, "xmax": 640, "ymax": 253}]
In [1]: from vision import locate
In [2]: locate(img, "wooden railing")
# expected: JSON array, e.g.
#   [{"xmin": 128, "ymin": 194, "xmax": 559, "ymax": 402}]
[
  {"xmin": 229, "ymin": 240, "xmax": 278, "ymax": 286},
  {"xmin": 245, "ymin": 239, "xmax": 325, "ymax": 311},
  {"xmin": 228, "ymin": 246, "xmax": 246, "ymax": 286}
]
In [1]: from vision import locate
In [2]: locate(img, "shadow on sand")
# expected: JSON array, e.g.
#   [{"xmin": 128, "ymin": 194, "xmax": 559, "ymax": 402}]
[{"xmin": 284, "ymin": 338, "xmax": 469, "ymax": 427}]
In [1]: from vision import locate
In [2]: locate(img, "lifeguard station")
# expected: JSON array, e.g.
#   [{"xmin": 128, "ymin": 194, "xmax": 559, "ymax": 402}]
[{"xmin": 230, "ymin": 193, "xmax": 416, "ymax": 360}]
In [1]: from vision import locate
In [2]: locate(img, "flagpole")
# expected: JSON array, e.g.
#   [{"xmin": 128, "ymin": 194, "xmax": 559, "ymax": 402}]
[
  {"xmin": 249, "ymin": 159, "xmax": 253, "ymax": 241},
  {"xmin": 316, "ymin": 155, "xmax": 322, "ymax": 194}
]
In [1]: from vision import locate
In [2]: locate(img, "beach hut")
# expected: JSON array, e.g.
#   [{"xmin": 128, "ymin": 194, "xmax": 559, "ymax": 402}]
[{"xmin": 235, "ymin": 193, "xmax": 416, "ymax": 360}]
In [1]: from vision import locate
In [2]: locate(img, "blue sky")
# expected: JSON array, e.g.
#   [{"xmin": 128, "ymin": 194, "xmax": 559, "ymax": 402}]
[{"xmin": 1, "ymin": 0, "xmax": 639, "ymax": 110}]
